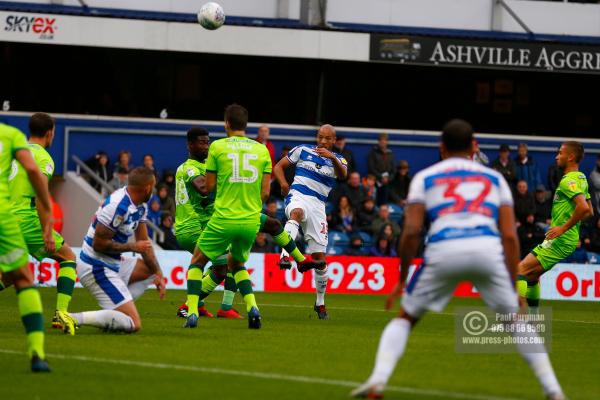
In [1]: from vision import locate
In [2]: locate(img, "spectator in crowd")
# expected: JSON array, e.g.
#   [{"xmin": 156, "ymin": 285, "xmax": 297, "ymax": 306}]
[
  {"xmin": 87, "ymin": 151, "xmax": 113, "ymax": 193},
  {"xmin": 471, "ymin": 139, "xmax": 489, "ymax": 165},
  {"xmin": 330, "ymin": 195, "xmax": 358, "ymax": 234},
  {"xmin": 547, "ymin": 163, "xmax": 563, "ymax": 195},
  {"xmin": 371, "ymin": 204, "xmax": 401, "ymax": 239},
  {"xmin": 110, "ymin": 167, "xmax": 128, "ymax": 189},
  {"xmin": 590, "ymin": 154, "xmax": 600, "ymax": 215},
  {"xmin": 251, "ymin": 232, "xmax": 276, "ymax": 253},
  {"xmin": 368, "ymin": 133, "xmax": 395, "ymax": 205},
  {"xmin": 533, "ymin": 184, "xmax": 552, "ymax": 229},
  {"xmin": 362, "ymin": 173, "xmax": 378, "ymax": 201},
  {"xmin": 157, "ymin": 212, "xmax": 180, "ymax": 250},
  {"xmin": 369, "ymin": 233, "xmax": 397, "ymax": 257},
  {"xmin": 357, "ymin": 197, "xmax": 378, "ymax": 234},
  {"xmin": 517, "ymin": 214, "xmax": 546, "ymax": 259},
  {"xmin": 332, "ymin": 135, "xmax": 356, "ymax": 174},
  {"xmin": 142, "ymin": 154, "xmax": 158, "ymax": 179},
  {"xmin": 346, "ymin": 234, "xmax": 365, "ymax": 256},
  {"xmin": 563, "ymin": 241, "xmax": 588, "ymax": 264},
  {"xmin": 389, "ymin": 160, "xmax": 411, "ymax": 207},
  {"xmin": 514, "ymin": 180, "xmax": 536, "ymax": 226},
  {"xmin": 256, "ymin": 125, "xmax": 276, "ymax": 168},
  {"xmin": 491, "ymin": 144, "xmax": 517, "ymax": 187},
  {"xmin": 331, "ymin": 171, "xmax": 366, "ymax": 211},
  {"xmin": 380, "ymin": 223, "xmax": 398, "ymax": 245},
  {"xmin": 157, "ymin": 183, "xmax": 176, "ymax": 217},
  {"xmin": 114, "ymin": 150, "xmax": 132, "ymax": 172},
  {"xmin": 515, "ymin": 143, "xmax": 542, "ymax": 193},
  {"xmin": 160, "ymin": 170, "xmax": 176, "ymax": 197},
  {"xmin": 582, "ymin": 215, "xmax": 600, "ymax": 255},
  {"xmin": 270, "ymin": 146, "xmax": 294, "ymax": 200},
  {"xmin": 146, "ymin": 195, "xmax": 162, "ymax": 238}
]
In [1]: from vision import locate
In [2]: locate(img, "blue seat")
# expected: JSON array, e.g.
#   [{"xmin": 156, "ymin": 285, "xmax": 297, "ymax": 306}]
[
  {"xmin": 358, "ymin": 231, "xmax": 373, "ymax": 247},
  {"xmin": 329, "ymin": 230, "xmax": 349, "ymax": 246},
  {"xmin": 387, "ymin": 203, "xmax": 404, "ymax": 222},
  {"xmin": 326, "ymin": 245, "xmax": 344, "ymax": 255},
  {"xmin": 587, "ymin": 252, "xmax": 600, "ymax": 264},
  {"xmin": 276, "ymin": 199, "xmax": 285, "ymax": 210},
  {"xmin": 325, "ymin": 202, "xmax": 335, "ymax": 215}
]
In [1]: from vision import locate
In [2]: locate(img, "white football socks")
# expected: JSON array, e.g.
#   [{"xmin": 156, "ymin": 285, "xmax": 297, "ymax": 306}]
[
  {"xmin": 281, "ymin": 220, "xmax": 300, "ymax": 259},
  {"xmin": 510, "ymin": 321, "xmax": 563, "ymax": 396},
  {"xmin": 367, "ymin": 318, "xmax": 412, "ymax": 386},
  {"xmin": 72, "ymin": 310, "xmax": 135, "ymax": 332},
  {"xmin": 314, "ymin": 266, "xmax": 329, "ymax": 306}
]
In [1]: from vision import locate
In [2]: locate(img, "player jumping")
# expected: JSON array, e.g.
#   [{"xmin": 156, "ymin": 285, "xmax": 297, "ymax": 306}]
[
  {"xmin": 517, "ymin": 141, "xmax": 593, "ymax": 312},
  {"xmin": 351, "ymin": 120, "xmax": 565, "ymax": 400},
  {"xmin": 273, "ymin": 124, "xmax": 348, "ymax": 319},
  {"xmin": 2, "ymin": 113, "xmax": 78, "ymax": 330},
  {"xmin": 57, "ymin": 167, "xmax": 166, "ymax": 334},
  {"xmin": 0, "ymin": 122, "xmax": 54, "ymax": 371},
  {"xmin": 175, "ymin": 127, "xmax": 323, "ymax": 320}
]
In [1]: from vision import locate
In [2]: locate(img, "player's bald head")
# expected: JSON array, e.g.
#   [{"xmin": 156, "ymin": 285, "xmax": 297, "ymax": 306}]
[{"xmin": 316, "ymin": 124, "xmax": 336, "ymax": 150}]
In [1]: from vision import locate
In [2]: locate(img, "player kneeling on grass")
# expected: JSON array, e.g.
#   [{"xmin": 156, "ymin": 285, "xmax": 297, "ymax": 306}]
[{"xmin": 58, "ymin": 167, "xmax": 166, "ymax": 334}]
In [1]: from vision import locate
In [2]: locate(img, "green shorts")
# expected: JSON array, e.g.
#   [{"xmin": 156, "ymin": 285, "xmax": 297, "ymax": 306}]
[
  {"xmin": 0, "ymin": 210, "xmax": 29, "ymax": 273},
  {"xmin": 176, "ymin": 229, "xmax": 202, "ymax": 254},
  {"xmin": 199, "ymin": 217, "xmax": 260, "ymax": 263},
  {"xmin": 531, "ymin": 238, "xmax": 577, "ymax": 271},
  {"xmin": 16, "ymin": 212, "xmax": 64, "ymax": 261}
]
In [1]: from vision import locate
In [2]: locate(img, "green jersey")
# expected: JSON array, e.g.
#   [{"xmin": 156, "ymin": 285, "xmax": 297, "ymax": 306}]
[
  {"xmin": 0, "ymin": 124, "xmax": 29, "ymax": 205},
  {"xmin": 9, "ymin": 143, "xmax": 54, "ymax": 215},
  {"xmin": 174, "ymin": 158, "xmax": 215, "ymax": 234},
  {"xmin": 206, "ymin": 135, "xmax": 272, "ymax": 222},
  {"xmin": 551, "ymin": 170, "xmax": 591, "ymax": 243}
]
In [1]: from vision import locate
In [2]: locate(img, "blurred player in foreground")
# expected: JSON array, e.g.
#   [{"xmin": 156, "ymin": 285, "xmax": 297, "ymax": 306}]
[
  {"xmin": 273, "ymin": 124, "xmax": 348, "ymax": 319},
  {"xmin": 352, "ymin": 120, "xmax": 565, "ymax": 400},
  {"xmin": 517, "ymin": 141, "xmax": 592, "ymax": 312},
  {"xmin": 58, "ymin": 167, "xmax": 165, "ymax": 334},
  {"xmin": 0, "ymin": 122, "xmax": 54, "ymax": 371}
]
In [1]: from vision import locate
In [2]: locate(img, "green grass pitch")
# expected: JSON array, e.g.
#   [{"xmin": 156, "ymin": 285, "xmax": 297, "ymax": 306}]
[{"xmin": 0, "ymin": 288, "xmax": 598, "ymax": 399}]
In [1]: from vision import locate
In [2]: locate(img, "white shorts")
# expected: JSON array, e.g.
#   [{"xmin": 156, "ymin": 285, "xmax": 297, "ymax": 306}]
[
  {"xmin": 285, "ymin": 193, "xmax": 328, "ymax": 254},
  {"xmin": 402, "ymin": 237, "xmax": 518, "ymax": 319},
  {"xmin": 77, "ymin": 256, "xmax": 137, "ymax": 310}
]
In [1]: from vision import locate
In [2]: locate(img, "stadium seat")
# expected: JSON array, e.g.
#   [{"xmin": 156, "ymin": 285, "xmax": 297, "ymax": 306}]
[
  {"xmin": 326, "ymin": 245, "xmax": 345, "ymax": 255},
  {"xmin": 387, "ymin": 203, "xmax": 404, "ymax": 222},
  {"xmin": 325, "ymin": 202, "xmax": 334, "ymax": 215},
  {"xmin": 587, "ymin": 252, "xmax": 600, "ymax": 264},
  {"xmin": 329, "ymin": 230, "xmax": 349, "ymax": 246},
  {"xmin": 358, "ymin": 231, "xmax": 373, "ymax": 247}
]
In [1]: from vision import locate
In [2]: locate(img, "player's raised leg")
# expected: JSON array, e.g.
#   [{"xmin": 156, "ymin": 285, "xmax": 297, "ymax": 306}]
[
  {"xmin": 517, "ymin": 253, "xmax": 544, "ymax": 313},
  {"xmin": 278, "ymin": 208, "xmax": 303, "ymax": 267}
]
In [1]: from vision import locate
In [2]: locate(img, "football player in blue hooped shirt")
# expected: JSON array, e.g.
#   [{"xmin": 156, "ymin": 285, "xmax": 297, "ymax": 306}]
[
  {"xmin": 57, "ymin": 167, "xmax": 166, "ymax": 335},
  {"xmin": 273, "ymin": 124, "xmax": 348, "ymax": 320}
]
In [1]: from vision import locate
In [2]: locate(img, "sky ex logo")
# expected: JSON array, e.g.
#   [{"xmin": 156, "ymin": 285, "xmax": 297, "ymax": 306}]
[{"xmin": 4, "ymin": 15, "xmax": 57, "ymax": 39}]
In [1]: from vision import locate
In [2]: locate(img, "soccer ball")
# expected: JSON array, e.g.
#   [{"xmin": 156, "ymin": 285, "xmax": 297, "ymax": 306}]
[{"xmin": 197, "ymin": 2, "xmax": 225, "ymax": 30}]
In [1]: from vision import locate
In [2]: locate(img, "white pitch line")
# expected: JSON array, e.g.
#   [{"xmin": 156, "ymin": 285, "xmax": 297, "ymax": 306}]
[
  {"xmin": 205, "ymin": 301, "xmax": 600, "ymax": 325},
  {"xmin": 0, "ymin": 348, "xmax": 521, "ymax": 400}
]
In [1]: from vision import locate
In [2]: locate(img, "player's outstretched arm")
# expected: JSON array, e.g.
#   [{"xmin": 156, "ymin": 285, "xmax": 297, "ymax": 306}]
[
  {"xmin": 273, "ymin": 157, "xmax": 292, "ymax": 196},
  {"xmin": 261, "ymin": 172, "xmax": 271, "ymax": 202},
  {"xmin": 498, "ymin": 205, "xmax": 520, "ymax": 283},
  {"xmin": 385, "ymin": 203, "xmax": 425, "ymax": 310},
  {"xmin": 191, "ymin": 175, "xmax": 208, "ymax": 196},
  {"xmin": 135, "ymin": 223, "xmax": 165, "ymax": 299},
  {"xmin": 205, "ymin": 171, "xmax": 217, "ymax": 194},
  {"xmin": 546, "ymin": 194, "xmax": 593, "ymax": 240},
  {"xmin": 14, "ymin": 148, "xmax": 55, "ymax": 253}
]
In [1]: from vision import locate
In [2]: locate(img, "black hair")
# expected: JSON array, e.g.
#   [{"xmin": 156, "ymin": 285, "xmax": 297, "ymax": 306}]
[
  {"xmin": 441, "ymin": 119, "xmax": 474, "ymax": 152},
  {"xmin": 29, "ymin": 112, "xmax": 54, "ymax": 138},
  {"xmin": 224, "ymin": 104, "xmax": 248, "ymax": 131},
  {"xmin": 187, "ymin": 127, "xmax": 209, "ymax": 142}
]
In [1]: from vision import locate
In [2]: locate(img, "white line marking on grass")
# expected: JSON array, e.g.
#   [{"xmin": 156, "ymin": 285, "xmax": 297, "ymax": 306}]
[
  {"xmin": 0, "ymin": 348, "xmax": 521, "ymax": 400},
  {"xmin": 216, "ymin": 301, "xmax": 600, "ymax": 324}
]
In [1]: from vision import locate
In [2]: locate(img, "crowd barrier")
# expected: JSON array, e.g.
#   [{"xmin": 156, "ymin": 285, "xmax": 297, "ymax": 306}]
[{"xmin": 28, "ymin": 249, "xmax": 600, "ymax": 302}]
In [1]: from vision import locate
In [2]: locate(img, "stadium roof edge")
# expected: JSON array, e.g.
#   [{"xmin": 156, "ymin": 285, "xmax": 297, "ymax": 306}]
[
  {"xmin": 3, "ymin": 1, "xmax": 600, "ymax": 46},
  {"xmin": 3, "ymin": 110, "xmax": 600, "ymax": 145}
]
